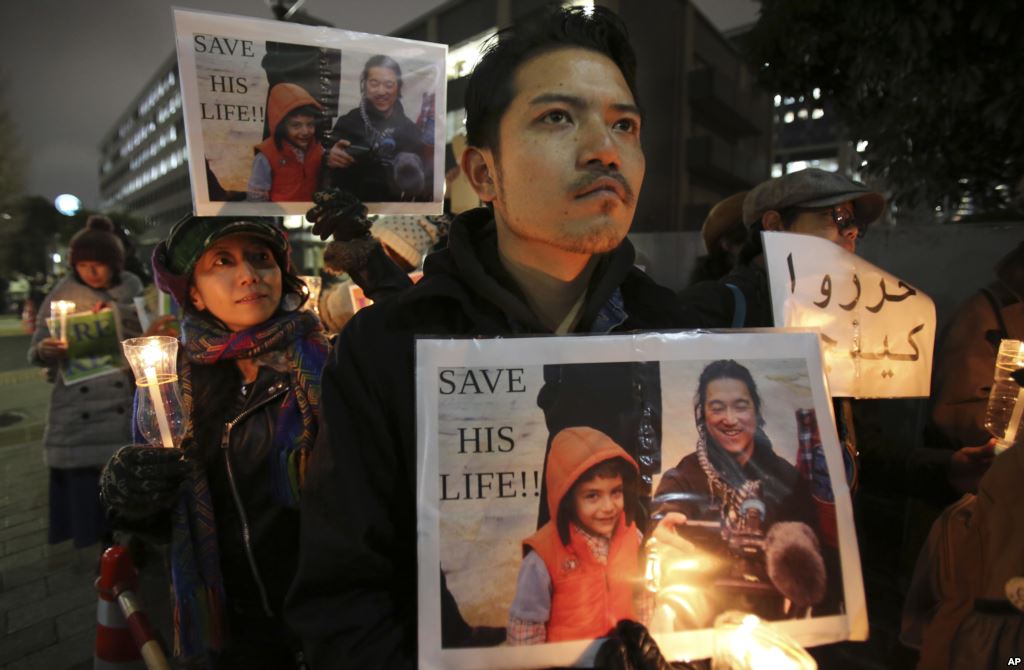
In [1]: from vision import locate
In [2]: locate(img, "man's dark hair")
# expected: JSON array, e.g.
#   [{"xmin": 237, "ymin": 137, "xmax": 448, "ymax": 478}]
[
  {"xmin": 555, "ymin": 456, "xmax": 637, "ymax": 545},
  {"xmin": 360, "ymin": 54, "xmax": 403, "ymax": 98},
  {"xmin": 464, "ymin": 6, "xmax": 638, "ymax": 153}
]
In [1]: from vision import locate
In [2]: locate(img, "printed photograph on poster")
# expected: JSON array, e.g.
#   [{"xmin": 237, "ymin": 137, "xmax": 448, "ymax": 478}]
[
  {"xmin": 173, "ymin": 8, "xmax": 446, "ymax": 216},
  {"xmin": 416, "ymin": 331, "xmax": 866, "ymax": 669}
]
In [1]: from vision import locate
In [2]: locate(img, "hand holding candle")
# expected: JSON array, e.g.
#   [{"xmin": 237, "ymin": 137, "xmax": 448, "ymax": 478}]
[{"xmin": 122, "ymin": 336, "xmax": 185, "ymax": 449}]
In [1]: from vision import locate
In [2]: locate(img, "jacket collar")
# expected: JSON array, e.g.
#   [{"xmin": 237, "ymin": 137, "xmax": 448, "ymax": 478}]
[{"xmin": 409, "ymin": 208, "xmax": 636, "ymax": 334}]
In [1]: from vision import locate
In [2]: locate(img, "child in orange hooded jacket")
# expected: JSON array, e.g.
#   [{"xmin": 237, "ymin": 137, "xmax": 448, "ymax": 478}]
[
  {"xmin": 507, "ymin": 426, "xmax": 648, "ymax": 644},
  {"xmin": 247, "ymin": 83, "xmax": 324, "ymax": 202}
]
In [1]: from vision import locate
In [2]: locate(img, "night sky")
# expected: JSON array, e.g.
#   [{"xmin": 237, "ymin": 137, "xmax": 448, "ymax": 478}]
[{"xmin": 0, "ymin": 0, "xmax": 757, "ymax": 210}]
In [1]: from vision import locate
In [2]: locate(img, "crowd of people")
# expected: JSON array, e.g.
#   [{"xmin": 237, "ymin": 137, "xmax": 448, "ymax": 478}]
[{"xmin": 23, "ymin": 5, "xmax": 1021, "ymax": 670}]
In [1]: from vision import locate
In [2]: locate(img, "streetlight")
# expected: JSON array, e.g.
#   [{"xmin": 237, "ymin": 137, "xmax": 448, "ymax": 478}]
[{"xmin": 54, "ymin": 194, "xmax": 81, "ymax": 216}]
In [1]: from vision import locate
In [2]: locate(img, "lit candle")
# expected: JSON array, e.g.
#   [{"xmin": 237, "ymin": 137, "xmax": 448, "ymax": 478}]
[
  {"xmin": 52, "ymin": 300, "xmax": 75, "ymax": 344},
  {"xmin": 141, "ymin": 341, "xmax": 175, "ymax": 449}
]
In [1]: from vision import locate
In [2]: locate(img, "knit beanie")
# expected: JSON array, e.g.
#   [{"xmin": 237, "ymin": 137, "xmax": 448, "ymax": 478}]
[
  {"xmin": 370, "ymin": 215, "xmax": 440, "ymax": 270},
  {"xmin": 69, "ymin": 215, "xmax": 125, "ymax": 271}
]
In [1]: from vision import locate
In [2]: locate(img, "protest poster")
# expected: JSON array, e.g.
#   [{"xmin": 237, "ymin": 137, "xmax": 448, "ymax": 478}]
[
  {"xmin": 173, "ymin": 9, "xmax": 446, "ymax": 216},
  {"xmin": 49, "ymin": 307, "xmax": 127, "ymax": 385},
  {"xmin": 763, "ymin": 231, "xmax": 936, "ymax": 398},
  {"xmin": 416, "ymin": 331, "xmax": 865, "ymax": 669}
]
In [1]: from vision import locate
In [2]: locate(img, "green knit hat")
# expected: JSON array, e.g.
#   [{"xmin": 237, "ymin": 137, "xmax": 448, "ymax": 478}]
[
  {"xmin": 164, "ymin": 215, "xmax": 289, "ymax": 277},
  {"xmin": 153, "ymin": 214, "xmax": 305, "ymax": 310}
]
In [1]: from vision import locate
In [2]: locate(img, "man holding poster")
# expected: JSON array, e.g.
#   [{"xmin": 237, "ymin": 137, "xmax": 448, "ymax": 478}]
[{"xmin": 288, "ymin": 6, "xmax": 733, "ymax": 668}]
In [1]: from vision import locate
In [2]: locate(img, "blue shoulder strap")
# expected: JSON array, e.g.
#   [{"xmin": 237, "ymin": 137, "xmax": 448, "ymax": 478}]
[{"xmin": 725, "ymin": 283, "xmax": 746, "ymax": 328}]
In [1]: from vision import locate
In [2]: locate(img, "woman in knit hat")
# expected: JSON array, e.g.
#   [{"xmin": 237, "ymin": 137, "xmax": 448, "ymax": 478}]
[
  {"xmin": 99, "ymin": 215, "xmax": 329, "ymax": 668},
  {"xmin": 26, "ymin": 215, "xmax": 144, "ymax": 549}
]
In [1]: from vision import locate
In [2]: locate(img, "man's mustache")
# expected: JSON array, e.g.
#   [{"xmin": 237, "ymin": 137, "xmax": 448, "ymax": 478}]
[{"xmin": 570, "ymin": 168, "xmax": 635, "ymax": 205}]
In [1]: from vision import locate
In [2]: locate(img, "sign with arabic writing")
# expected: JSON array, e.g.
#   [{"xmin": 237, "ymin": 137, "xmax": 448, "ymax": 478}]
[{"xmin": 763, "ymin": 232, "xmax": 935, "ymax": 398}]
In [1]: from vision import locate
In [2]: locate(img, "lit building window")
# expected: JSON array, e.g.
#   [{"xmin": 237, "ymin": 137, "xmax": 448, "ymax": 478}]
[
  {"xmin": 797, "ymin": 108, "xmax": 809, "ymax": 120},
  {"xmin": 783, "ymin": 111, "xmax": 795, "ymax": 124},
  {"xmin": 787, "ymin": 160, "xmax": 808, "ymax": 172},
  {"xmin": 783, "ymin": 96, "xmax": 795, "ymax": 105},
  {"xmin": 446, "ymin": 29, "xmax": 495, "ymax": 81},
  {"xmin": 773, "ymin": 94, "xmax": 781, "ymax": 107},
  {"xmin": 810, "ymin": 158, "xmax": 838, "ymax": 172},
  {"xmin": 812, "ymin": 87, "xmax": 821, "ymax": 100},
  {"xmin": 856, "ymin": 140, "xmax": 869, "ymax": 152},
  {"xmin": 771, "ymin": 163, "xmax": 783, "ymax": 177},
  {"xmin": 811, "ymin": 108, "xmax": 824, "ymax": 119}
]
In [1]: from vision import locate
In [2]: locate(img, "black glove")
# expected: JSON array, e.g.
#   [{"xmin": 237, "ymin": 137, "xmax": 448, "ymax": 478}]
[
  {"xmin": 595, "ymin": 621, "xmax": 688, "ymax": 670},
  {"xmin": 100, "ymin": 445, "xmax": 190, "ymax": 520},
  {"xmin": 306, "ymin": 188, "xmax": 372, "ymax": 242}
]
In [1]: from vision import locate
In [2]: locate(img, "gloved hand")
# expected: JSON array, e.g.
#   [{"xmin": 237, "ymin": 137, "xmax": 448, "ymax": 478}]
[
  {"xmin": 306, "ymin": 188, "xmax": 372, "ymax": 242},
  {"xmin": 100, "ymin": 445, "xmax": 190, "ymax": 520},
  {"xmin": 595, "ymin": 621, "xmax": 690, "ymax": 670}
]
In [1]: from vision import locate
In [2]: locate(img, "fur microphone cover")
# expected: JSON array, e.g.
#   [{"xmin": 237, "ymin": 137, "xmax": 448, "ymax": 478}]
[{"xmin": 765, "ymin": 521, "xmax": 827, "ymax": 607}]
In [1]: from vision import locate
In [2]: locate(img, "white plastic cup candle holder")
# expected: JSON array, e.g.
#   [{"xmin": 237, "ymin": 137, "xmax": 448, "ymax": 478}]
[
  {"xmin": 985, "ymin": 339, "xmax": 1024, "ymax": 455},
  {"xmin": 121, "ymin": 336, "xmax": 185, "ymax": 449}
]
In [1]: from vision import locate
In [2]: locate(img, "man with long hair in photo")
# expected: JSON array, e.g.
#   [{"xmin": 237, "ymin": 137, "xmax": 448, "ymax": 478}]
[
  {"xmin": 652, "ymin": 360, "xmax": 829, "ymax": 626},
  {"xmin": 326, "ymin": 54, "xmax": 427, "ymax": 201}
]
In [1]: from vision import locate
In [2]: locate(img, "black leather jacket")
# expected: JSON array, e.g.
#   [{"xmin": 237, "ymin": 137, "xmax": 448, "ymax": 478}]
[{"xmin": 206, "ymin": 364, "xmax": 299, "ymax": 621}]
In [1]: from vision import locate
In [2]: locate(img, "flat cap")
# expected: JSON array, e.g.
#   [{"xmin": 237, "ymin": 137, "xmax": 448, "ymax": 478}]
[{"xmin": 743, "ymin": 168, "xmax": 885, "ymax": 228}]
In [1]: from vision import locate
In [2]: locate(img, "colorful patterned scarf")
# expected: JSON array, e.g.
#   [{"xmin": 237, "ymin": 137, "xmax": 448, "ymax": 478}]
[{"xmin": 170, "ymin": 310, "xmax": 328, "ymax": 660}]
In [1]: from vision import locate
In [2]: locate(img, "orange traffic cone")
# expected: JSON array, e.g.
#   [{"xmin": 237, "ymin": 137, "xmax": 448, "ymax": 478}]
[{"xmin": 94, "ymin": 546, "xmax": 146, "ymax": 670}]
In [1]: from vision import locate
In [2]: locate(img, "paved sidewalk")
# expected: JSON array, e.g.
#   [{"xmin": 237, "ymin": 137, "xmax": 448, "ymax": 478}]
[
  {"xmin": 0, "ymin": 313, "xmax": 173, "ymax": 669},
  {"xmin": 0, "ymin": 438, "xmax": 97, "ymax": 670}
]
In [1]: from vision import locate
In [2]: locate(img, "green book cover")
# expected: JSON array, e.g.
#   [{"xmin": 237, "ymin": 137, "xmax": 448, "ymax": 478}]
[{"xmin": 57, "ymin": 307, "xmax": 127, "ymax": 385}]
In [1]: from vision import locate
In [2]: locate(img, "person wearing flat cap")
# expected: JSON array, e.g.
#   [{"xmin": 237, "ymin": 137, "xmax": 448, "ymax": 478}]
[
  {"xmin": 744, "ymin": 167, "xmax": 886, "ymax": 255},
  {"xmin": 680, "ymin": 168, "xmax": 887, "ymax": 330}
]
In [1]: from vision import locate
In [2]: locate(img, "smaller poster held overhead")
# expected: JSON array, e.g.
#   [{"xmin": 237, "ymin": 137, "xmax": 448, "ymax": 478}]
[
  {"xmin": 173, "ymin": 8, "xmax": 447, "ymax": 217},
  {"xmin": 763, "ymin": 231, "xmax": 936, "ymax": 398}
]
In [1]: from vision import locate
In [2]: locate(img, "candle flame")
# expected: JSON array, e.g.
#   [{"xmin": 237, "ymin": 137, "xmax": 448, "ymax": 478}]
[{"xmin": 141, "ymin": 341, "xmax": 164, "ymax": 367}]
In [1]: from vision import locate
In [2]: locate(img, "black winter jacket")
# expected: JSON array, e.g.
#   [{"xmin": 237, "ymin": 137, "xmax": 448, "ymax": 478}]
[
  {"xmin": 286, "ymin": 209, "xmax": 730, "ymax": 669},
  {"xmin": 112, "ymin": 364, "xmax": 303, "ymax": 666}
]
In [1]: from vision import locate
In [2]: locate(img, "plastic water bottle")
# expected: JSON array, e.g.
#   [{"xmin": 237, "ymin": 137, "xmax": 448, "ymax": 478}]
[{"xmin": 984, "ymin": 339, "xmax": 1024, "ymax": 454}]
